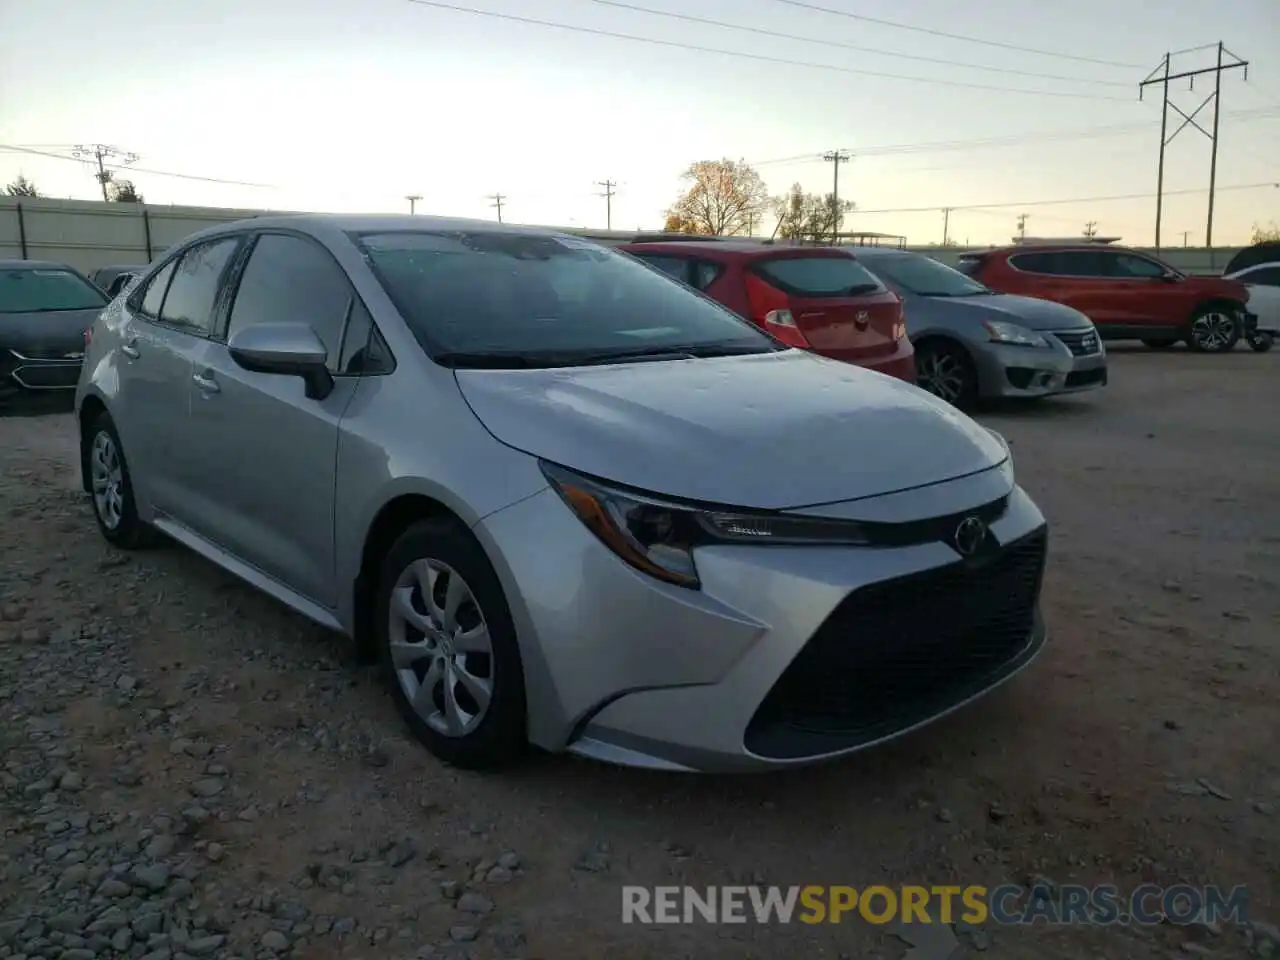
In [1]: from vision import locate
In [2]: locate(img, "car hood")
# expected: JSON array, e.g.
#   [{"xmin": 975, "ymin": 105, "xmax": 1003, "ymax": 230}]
[
  {"xmin": 0, "ymin": 307, "xmax": 102, "ymax": 356},
  {"xmin": 913, "ymin": 293, "xmax": 1093, "ymax": 331},
  {"xmin": 454, "ymin": 350, "xmax": 1008, "ymax": 510}
]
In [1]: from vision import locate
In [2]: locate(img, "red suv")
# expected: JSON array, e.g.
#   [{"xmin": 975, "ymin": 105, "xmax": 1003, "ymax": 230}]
[
  {"xmin": 619, "ymin": 239, "xmax": 914, "ymax": 381},
  {"xmin": 958, "ymin": 244, "xmax": 1255, "ymax": 352}
]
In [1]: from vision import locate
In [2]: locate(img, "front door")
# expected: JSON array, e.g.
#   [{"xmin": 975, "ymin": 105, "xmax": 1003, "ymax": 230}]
[{"xmin": 181, "ymin": 232, "xmax": 360, "ymax": 608}]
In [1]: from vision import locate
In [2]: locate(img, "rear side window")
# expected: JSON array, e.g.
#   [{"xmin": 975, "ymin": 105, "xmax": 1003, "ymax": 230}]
[
  {"xmin": 1010, "ymin": 251, "xmax": 1109, "ymax": 276},
  {"xmin": 0, "ymin": 268, "xmax": 108, "ymax": 314},
  {"xmin": 753, "ymin": 256, "xmax": 884, "ymax": 298},
  {"xmin": 692, "ymin": 260, "xmax": 722, "ymax": 291},
  {"xmin": 159, "ymin": 238, "xmax": 241, "ymax": 335}
]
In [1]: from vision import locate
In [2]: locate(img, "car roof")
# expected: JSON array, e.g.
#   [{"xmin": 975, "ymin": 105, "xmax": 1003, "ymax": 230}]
[
  {"xmin": 620, "ymin": 239, "xmax": 856, "ymax": 260},
  {"xmin": 0, "ymin": 259, "xmax": 77, "ymax": 271},
  {"xmin": 980, "ymin": 243, "xmax": 1141, "ymax": 256},
  {"xmin": 193, "ymin": 213, "xmax": 579, "ymax": 240}
]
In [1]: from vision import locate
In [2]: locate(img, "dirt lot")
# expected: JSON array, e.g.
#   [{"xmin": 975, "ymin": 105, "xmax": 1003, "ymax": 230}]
[{"xmin": 1, "ymin": 346, "xmax": 1277, "ymax": 960}]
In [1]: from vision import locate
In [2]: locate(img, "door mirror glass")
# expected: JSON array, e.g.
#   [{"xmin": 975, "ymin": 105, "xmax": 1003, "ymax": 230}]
[{"xmin": 228, "ymin": 322, "xmax": 334, "ymax": 399}]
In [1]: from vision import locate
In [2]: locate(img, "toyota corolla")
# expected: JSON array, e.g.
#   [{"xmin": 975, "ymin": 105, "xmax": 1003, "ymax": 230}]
[{"xmin": 76, "ymin": 215, "xmax": 1049, "ymax": 772}]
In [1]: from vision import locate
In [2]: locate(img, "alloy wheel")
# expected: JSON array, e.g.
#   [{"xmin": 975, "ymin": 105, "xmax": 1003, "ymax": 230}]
[
  {"xmin": 89, "ymin": 430, "xmax": 124, "ymax": 531},
  {"xmin": 917, "ymin": 350, "xmax": 967, "ymax": 403},
  {"xmin": 387, "ymin": 558, "xmax": 494, "ymax": 738},
  {"xmin": 1190, "ymin": 311, "xmax": 1237, "ymax": 351}
]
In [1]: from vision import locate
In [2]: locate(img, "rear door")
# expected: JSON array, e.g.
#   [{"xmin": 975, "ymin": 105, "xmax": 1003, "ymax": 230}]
[
  {"xmin": 1006, "ymin": 250, "xmax": 1122, "ymax": 326},
  {"xmin": 746, "ymin": 252, "xmax": 902, "ymax": 364}
]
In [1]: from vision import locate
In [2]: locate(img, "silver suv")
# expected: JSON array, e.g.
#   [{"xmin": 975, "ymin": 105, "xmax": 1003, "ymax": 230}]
[{"xmin": 76, "ymin": 215, "xmax": 1049, "ymax": 773}]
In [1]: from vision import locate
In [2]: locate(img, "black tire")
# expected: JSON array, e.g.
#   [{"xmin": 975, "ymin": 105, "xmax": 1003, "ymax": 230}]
[
  {"xmin": 1142, "ymin": 338, "xmax": 1178, "ymax": 349},
  {"xmin": 914, "ymin": 340, "xmax": 979, "ymax": 409},
  {"xmin": 375, "ymin": 518, "xmax": 527, "ymax": 769},
  {"xmin": 83, "ymin": 412, "xmax": 159, "ymax": 549},
  {"xmin": 1185, "ymin": 305, "xmax": 1241, "ymax": 353},
  {"xmin": 1247, "ymin": 333, "xmax": 1274, "ymax": 353}
]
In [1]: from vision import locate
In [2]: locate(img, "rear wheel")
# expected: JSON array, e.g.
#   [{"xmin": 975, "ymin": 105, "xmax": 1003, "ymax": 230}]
[
  {"xmin": 915, "ymin": 341, "xmax": 978, "ymax": 408},
  {"xmin": 1186, "ymin": 306, "xmax": 1241, "ymax": 353}
]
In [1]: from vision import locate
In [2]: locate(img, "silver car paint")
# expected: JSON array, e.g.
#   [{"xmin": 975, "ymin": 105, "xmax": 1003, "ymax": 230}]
[
  {"xmin": 77, "ymin": 214, "xmax": 1048, "ymax": 772},
  {"xmin": 855, "ymin": 249, "xmax": 1107, "ymax": 399}
]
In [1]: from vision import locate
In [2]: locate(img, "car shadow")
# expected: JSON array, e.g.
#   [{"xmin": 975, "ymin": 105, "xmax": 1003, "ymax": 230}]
[
  {"xmin": 0, "ymin": 393, "xmax": 76, "ymax": 418},
  {"xmin": 972, "ymin": 395, "xmax": 1097, "ymax": 419}
]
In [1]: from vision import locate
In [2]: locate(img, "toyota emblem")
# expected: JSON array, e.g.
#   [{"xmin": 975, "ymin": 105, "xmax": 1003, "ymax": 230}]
[{"xmin": 953, "ymin": 516, "xmax": 987, "ymax": 556}]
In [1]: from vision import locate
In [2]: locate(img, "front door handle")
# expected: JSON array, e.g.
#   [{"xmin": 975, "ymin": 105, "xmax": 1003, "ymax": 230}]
[
  {"xmin": 121, "ymin": 340, "xmax": 140, "ymax": 359},
  {"xmin": 192, "ymin": 371, "xmax": 220, "ymax": 394}
]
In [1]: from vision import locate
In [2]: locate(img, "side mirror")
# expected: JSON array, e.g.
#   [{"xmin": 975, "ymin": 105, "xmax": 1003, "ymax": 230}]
[
  {"xmin": 1159, "ymin": 272, "xmax": 1181, "ymax": 283},
  {"xmin": 228, "ymin": 322, "xmax": 334, "ymax": 400}
]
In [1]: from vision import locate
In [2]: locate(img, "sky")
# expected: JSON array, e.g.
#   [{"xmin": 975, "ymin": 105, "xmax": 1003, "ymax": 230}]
[{"xmin": 1, "ymin": 0, "xmax": 1278, "ymax": 246}]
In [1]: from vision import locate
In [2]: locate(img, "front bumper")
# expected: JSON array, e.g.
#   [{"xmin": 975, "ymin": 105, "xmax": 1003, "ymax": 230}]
[
  {"xmin": 973, "ymin": 330, "xmax": 1107, "ymax": 399},
  {"xmin": 476, "ymin": 475, "xmax": 1048, "ymax": 772},
  {"xmin": 0, "ymin": 347, "xmax": 84, "ymax": 396}
]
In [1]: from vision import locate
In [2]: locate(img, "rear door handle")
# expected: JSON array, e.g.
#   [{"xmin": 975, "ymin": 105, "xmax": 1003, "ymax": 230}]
[
  {"xmin": 192, "ymin": 371, "xmax": 220, "ymax": 394},
  {"xmin": 121, "ymin": 340, "xmax": 140, "ymax": 359}
]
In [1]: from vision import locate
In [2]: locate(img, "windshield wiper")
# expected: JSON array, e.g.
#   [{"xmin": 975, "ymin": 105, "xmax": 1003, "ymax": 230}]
[
  {"xmin": 435, "ymin": 343, "xmax": 776, "ymax": 369},
  {"xmin": 843, "ymin": 283, "xmax": 882, "ymax": 296}
]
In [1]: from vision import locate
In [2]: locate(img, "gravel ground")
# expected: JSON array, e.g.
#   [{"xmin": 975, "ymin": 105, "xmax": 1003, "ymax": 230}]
[{"xmin": 0, "ymin": 346, "xmax": 1277, "ymax": 960}]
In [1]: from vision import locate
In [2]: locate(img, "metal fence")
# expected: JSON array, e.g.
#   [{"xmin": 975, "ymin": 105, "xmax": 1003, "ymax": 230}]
[{"xmin": 0, "ymin": 196, "xmax": 1245, "ymax": 276}]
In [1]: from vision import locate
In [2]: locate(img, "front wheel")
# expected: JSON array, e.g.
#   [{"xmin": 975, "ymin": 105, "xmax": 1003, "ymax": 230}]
[
  {"xmin": 1186, "ymin": 306, "xmax": 1241, "ymax": 353},
  {"xmin": 915, "ymin": 341, "xmax": 978, "ymax": 408},
  {"xmin": 1247, "ymin": 332, "xmax": 1274, "ymax": 353},
  {"xmin": 375, "ymin": 519, "xmax": 528, "ymax": 769}
]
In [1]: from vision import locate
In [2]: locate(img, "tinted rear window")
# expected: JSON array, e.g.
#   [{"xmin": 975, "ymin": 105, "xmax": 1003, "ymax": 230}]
[
  {"xmin": 0, "ymin": 268, "xmax": 108, "ymax": 314},
  {"xmin": 753, "ymin": 256, "xmax": 885, "ymax": 297}
]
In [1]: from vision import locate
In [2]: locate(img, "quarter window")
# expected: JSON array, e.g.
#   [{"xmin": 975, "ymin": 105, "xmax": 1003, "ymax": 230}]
[
  {"xmin": 159, "ymin": 238, "xmax": 241, "ymax": 335},
  {"xmin": 226, "ymin": 234, "xmax": 354, "ymax": 370},
  {"xmin": 137, "ymin": 261, "xmax": 177, "ymax": 318},
  {"xmin": 634, "ymin": 255, "xmax": 692, "ymax": 285}
]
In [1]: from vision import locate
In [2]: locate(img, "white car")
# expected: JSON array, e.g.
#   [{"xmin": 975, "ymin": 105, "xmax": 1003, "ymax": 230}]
[{"xmin": 1224, "ymin": 260, "xmax": 1279, "ymax": 352}]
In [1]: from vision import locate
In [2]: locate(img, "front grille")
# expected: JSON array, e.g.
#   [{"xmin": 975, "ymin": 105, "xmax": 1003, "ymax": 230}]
[
  {"xmin": 1052, "ymin": 329, "xmax": 1100, "ymax": 356},
  {"xmin": 745, "ymin": 527, "xmax": 1048, "ymax": 759}
]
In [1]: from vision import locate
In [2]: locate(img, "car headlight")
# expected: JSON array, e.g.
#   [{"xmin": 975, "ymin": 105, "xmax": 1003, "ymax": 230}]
[
  {"xmin": 541, "ymin": 462, "xmax": 872, "ymax": 589},
  {"xmin": 982, "ymin": 320, "xmax": 1050, "ymax": 348},
  {"xmin": 984, "ymin": 426, "xmax": 1012, "ymax": 464}
]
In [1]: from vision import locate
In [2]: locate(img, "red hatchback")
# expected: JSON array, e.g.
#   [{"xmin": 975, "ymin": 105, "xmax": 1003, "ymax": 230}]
[{"xmin": 619, "ymin": 239, "xmax": 915, "ymax": 382}]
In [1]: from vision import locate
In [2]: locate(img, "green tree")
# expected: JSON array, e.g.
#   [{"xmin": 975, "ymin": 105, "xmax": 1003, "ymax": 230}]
[
  {"xmin": 108, "ymin": 179, "xmax": 143, "ymax": 203},
  {"xmin": 4, "ymin": 174, "xmax": 41, "ymax": 197}
]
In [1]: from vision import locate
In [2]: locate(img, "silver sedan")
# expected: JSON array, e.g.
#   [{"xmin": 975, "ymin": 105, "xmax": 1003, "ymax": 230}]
[
  {"xmin": 76, "ymin": 215, "xmax": 1048, "ymax": 773},
  {"xmin": 856, "ymin": 248, "xmax": 1108, "ymax": 407}
]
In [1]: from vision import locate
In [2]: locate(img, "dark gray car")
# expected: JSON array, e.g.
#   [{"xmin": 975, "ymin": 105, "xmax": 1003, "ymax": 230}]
[
  {"xmin": 855, "ymin": 248, "xmax": 1108, "ymax": 407},
  {"xmin": 1, "ymin": 260, "xmax": 108, "ymax": 402},
  {"xmin": 90, "ymin": 264, "xmax": 147, "ymax": 298}
]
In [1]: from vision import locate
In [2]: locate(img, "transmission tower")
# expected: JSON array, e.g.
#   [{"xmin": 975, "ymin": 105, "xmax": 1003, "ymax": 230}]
[
  {"xmin": 822, "ymin": 150, "xmax": 851, "ymax": 244},
  {"xmin": 1139, "ymin": 43, "xmax": 1248, "ymax": 253},
  {"xmin": 72, "ymin": 144, "xmax": 138, "ymax": 202},
  {"xmin": 596, "ymin": 180, "xmax": 616, "ymax": 230}
]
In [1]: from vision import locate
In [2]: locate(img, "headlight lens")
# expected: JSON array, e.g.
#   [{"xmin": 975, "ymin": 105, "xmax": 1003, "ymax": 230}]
[
  {"xmin": 540, "ymin": 463, "xmax": 871, "ymax": 589},
  {"xmin": 983, "ymin": 320, "xmax": 1049, "ymax": 348}
]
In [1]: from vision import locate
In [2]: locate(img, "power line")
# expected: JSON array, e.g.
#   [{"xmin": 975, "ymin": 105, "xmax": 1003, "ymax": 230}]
[
  {"xmin": 847, "ymin": 181, "xmax": 1278, "ymax": 216},
  {"xmin": 0, "ymin": 144, "xmax": 275, "ymax": 188},
  {"xmin": 767, "ymin": 0, "xmax": 1142, "ymax": 69},
  {"xmin": 403, "ymin": 0, "xmax": 1132, "ymax": 101},
  {"xmin": 596, "ymin": 179, "xmax": 616, "ymax": 229},
  {"xmin": 584, "ymin": 0, "xmax": 1130, "ymax": 88},
  {"xmin": 747, "ymin": 106, "xmax": 1280, "ymax": 167}
]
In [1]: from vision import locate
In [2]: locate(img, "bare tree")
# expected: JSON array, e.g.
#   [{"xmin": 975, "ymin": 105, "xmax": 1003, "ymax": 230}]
[
  {"xmin": 108, "ymin": 179, "xmax": 144, "ymax": 203},
  {"xmin": 665, "ymin": 159, "xmax": 770, "ymax": 236},
  {"xmin": 771, "ymin": 184, "xmax": 853, "ymax": 243},
  {"xmin": 4, "ymin": 175, "xmax": 41, "ymax": 198}
]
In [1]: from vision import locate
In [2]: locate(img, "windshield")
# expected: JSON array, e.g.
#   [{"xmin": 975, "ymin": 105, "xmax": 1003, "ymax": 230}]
[
  {"xmin": 862, "ymin": 254, "xmax": 991, "ymax": 297},
  {"xmin": 355, "ymin": 230, "xmax": 779, "ymax": 366},
  {"xmin": 0, "ymin": 267, "xmax": 109, "ymax": 314}
]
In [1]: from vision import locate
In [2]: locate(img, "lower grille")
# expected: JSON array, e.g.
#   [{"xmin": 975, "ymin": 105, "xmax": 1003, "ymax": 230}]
[
  {"xmin": 746, "ymin": 527, "xmax": 1048, "ymax": 759},
  {"xmin": 1065, "ymin": 368, "xmax": 1106, "ymax": 388},
  {"xmin": 1052, "ymin": 329, "xmax": 1101, "ymax": 356}
]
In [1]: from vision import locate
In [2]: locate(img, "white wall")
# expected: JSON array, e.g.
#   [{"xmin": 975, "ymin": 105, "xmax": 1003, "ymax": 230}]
[{"xmin": 0, "ymin": 196, "xmax": 1245, "ymax": 277}]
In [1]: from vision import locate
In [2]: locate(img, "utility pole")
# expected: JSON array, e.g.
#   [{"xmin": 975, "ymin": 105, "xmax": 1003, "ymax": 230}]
[
  {"xmin": 1180, "ymin": 230, "xmax": 1192, "ymax": 247},
  {"xmin": 941, "ymin": 207, "xmax": 952, "ymax": 246},
  {"xmin": 596, "ymin": 180, "xmax": 616, "ymax": 230},
  {"xmin": 405, "ymin": 194, "xmax": 421, "ymax": 215},
  {"xmin": 1139, "ymin": 43, "xmax": 1248, "ymax": 253},
  {"xmin": 1084, "ymin": 221, "xmax": 1098, "ymax": 239},
  {"xmin": 489, "ymin": 193, "xmax": 505, "ymax": 224},
  {"xmin": 1016, "ymin": 214, "xmax": 1029, "ymax": 241},
  {"xmin": 72, "ymin": 144, "xmax": 138, "ymax": 201},
  {"xmin": 822, "ymin": 150, "xmax": 851, "ymax": 244}
]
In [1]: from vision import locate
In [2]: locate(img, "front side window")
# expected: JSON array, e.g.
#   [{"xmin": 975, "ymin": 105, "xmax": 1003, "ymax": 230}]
[
  {"xmin": 159, "ymin": 238, "xmax": 241, "ymax": 335},
  {"xmin": 1108, "ymin": 253, "xmax": 1167, "ymax": 279},
  {"xmin": 752, "ymin": 255, "xmax": 885, "ymax": 298},
  {"xmin": 862, "ymin": 254, "xmax": 990, "ymax": 297},
  {"xmin": 1011, "ymin": 251, "xmax": 1106, "ymax": 277},
  {"xmin": 0, "ymin": 268, "xmax": 108, "ymax": 314},
  {"xmin": 226, "ymin": 234, "xmax": 355, "ymax": 369},
  {"xmin": 354, "ymin": 230, "xmax": 776, "ymax": 365}
]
